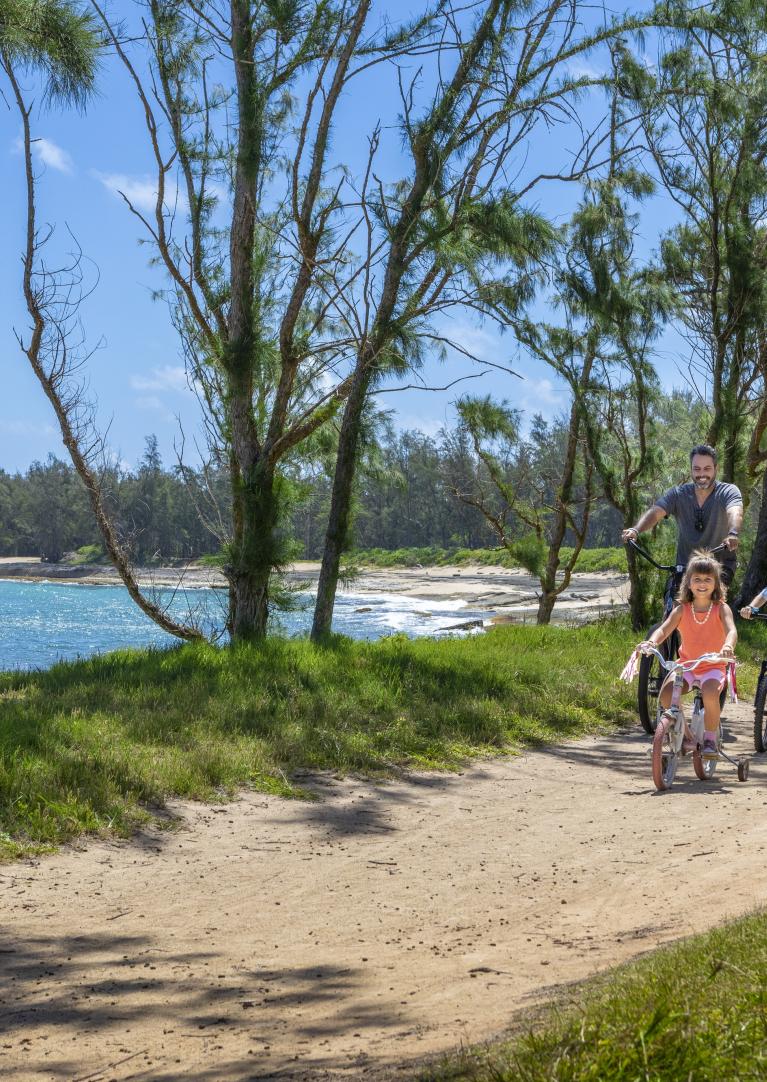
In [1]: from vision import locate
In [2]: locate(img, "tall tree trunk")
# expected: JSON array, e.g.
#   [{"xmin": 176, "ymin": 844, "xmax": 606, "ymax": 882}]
[
  {"xmin": 534, "ymin": 385, "xmax": 591, "ymax": 624},
  {"xmin": 736, "ymin": 468, "xmax": 767, "ymax": 609},
  {"xmin": 223, "ymin": 3, "xmax": 268, "ymax": 639},
  {"xmin": 311, "ymin": 367, "xmax": 370, "ymax": 639},
  {"xmin": 536, "ymin": 589, "xmax": 558, "ymax": 624},
  {"xmin": 625, "ymin": 541, "xmax": 653, "ymax": 630},
  {"xmin": 227, "ymin": 459, "xmax": 278, "ymax": 640}
]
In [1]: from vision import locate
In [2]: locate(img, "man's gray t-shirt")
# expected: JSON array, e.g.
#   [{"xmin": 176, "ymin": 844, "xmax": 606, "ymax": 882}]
[{"xmin": 656, "ymin": 481, "xmax": 743, "ymax": 570}]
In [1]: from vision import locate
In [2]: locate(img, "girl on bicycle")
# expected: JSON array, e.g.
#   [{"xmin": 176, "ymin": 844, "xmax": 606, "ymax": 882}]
[{"xmin": 639, "ymin": 549, "xmax": 737, "ymax": 758}]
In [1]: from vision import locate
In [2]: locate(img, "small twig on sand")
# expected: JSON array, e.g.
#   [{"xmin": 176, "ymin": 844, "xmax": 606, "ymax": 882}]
[{"xmin": 72, "ymin": 1050, "xmax": 147, "ymax": 1082}]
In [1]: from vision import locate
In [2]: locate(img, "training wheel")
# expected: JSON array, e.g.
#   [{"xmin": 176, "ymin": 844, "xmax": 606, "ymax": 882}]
[{"xmin": 738, "ymin": 759, "xmax": 750, "ymax": 783}]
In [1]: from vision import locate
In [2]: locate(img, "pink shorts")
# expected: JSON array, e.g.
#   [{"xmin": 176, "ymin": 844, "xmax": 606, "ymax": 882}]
[{"xmin": 681, "ymin": 668, "xmax": 726, "ymax": 691}]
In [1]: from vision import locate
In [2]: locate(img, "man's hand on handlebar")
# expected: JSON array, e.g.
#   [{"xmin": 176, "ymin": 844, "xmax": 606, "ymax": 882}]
[
  {"xmin": 723, "ymin": 534, "xmax": 740, "ymax": 552},
  {"xmin": 622, "ymin": 527, "xmax": 638, "ymax": 543}
]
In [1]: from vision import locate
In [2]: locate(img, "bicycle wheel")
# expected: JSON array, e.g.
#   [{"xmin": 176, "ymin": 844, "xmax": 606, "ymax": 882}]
[
  {"xmin": 693, "ymin": 746, "xmax": 718, "ymax": 781},
  {"xmin": 638, "ymin": 629, "xmax": 678, "ymax": 734},
  {"xmin": 754, "ymin": 674, "xmax": 767, "ymax": 753},
  {"xmin": 652, "ymin": 712, "xmax": 680, "ymax": 791}
]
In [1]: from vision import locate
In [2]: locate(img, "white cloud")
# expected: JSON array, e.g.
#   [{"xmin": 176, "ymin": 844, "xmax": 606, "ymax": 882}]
[
  {"xmin": 518, "ymin": 376, "xmax": 569, "ymax": 413},
  {"xmin": 130, "ymin": 365, "xmax": 189, "ymax": 394},
  {"xmin": 36, "ymin": 137, "xmax": 74, "ymax": 174},
  {"xmin": 446, "ymin": 322, "xmax": 500, "ymax": 360},
  {"xmin": 0, "ymin": 420, "xmax": 57, "ymax": 437},
  {"xmin": 134, "ymin": 395, "xmax": 164, "ymax": 411},
  {"xmin": 92, "ymin": 171, "xmax": 187, "ymax": 213},
  {"xmin": 12, "ymin": 135, "xmax": 73, "ymax": 173},
  {"xmin": 564, "ymin": 61, "xmax": 605, "ymax": 83},
  {"xmin": 93, "ymin": 171, "xmax": 158, "ymax": 211},
  {"xmin": 396, "ymin": 414, "xmax": 445, "ymax": 437}
]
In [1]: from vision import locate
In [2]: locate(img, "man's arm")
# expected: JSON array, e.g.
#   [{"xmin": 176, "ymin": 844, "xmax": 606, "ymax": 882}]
[
  {"xmin": 621, "ymin": 504, "xmax": 667, "ymax": 543},
  {"xmin": 723, "ymin": 501, "xmax": 744, "ymax": 552},
  {"xmin": 719, "ymin": 485, "xmax": 744, "ymax": 551}
]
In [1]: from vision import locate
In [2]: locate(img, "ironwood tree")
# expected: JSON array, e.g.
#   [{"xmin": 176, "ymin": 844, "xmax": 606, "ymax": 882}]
[{"xmin": 89, "ymin": 0, "xmax": 650, "ymax": 641}]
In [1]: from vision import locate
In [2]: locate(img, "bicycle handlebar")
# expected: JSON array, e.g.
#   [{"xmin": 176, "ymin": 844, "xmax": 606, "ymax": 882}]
[
  {"xmin": 625, "ymin": 537, "xmax": 729, "ymax": 572},
  {"xmin": 637, "ymin": 645, "xmax": 734, "ymax": 672},
  {"xmin": 625, "ymin": 539, "xmax": 676, "ymax": 572}
]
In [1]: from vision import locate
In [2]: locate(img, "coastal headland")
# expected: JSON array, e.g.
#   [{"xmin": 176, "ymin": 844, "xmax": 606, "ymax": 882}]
[{"xmin": 0, "ymin": 557, "xmax": 628, "ymax": 623}]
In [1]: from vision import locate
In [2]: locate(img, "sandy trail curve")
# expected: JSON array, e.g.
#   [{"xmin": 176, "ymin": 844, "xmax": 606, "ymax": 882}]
[{"xmin": 4, "ymin": 702, "xmax": 767, "ymax": 1081}]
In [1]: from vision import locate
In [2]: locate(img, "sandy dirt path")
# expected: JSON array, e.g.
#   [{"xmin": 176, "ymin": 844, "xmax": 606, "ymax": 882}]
[{"xmin": 3, "ymin": 702, "xmax": 767, "ymax": 1082}]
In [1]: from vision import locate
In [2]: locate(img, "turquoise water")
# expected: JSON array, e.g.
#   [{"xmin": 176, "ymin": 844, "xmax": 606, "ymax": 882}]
[{"xmin": 0, "ymin": 579, "xmax": 489, "ymax": 671}]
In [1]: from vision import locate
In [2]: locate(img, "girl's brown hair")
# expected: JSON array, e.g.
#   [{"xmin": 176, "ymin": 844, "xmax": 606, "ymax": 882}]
[{"xmin": 676, "ymin": 549, "xmax": 726, "ymax": 604}]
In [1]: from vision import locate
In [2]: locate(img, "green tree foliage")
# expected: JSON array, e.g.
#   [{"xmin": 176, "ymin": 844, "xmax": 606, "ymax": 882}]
[
  {"xmin": 443, "ymin": 394, "xmax": 593, "ymax": 623},
  {"xmin": 0, "ymin": 0, "xmax": 98, "ymax": 106},
  {"xmin": 629, "ymin": 0, "xmax": 767, "ymax": 487}
]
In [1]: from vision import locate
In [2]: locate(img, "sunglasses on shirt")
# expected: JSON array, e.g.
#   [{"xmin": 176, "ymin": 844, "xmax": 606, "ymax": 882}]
[{"xmin": 694, "ymin": 508, "xmax": 705, "ymax": 532}]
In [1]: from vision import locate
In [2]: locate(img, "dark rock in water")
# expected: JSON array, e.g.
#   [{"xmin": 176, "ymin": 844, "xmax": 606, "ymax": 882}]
[
  {"xmin": 355, "ymin": 606, "xmax": 373, "ymax": 613},
  {"xmin": 441, "ymin": 618, "xmax": 484, "ymax": 631}
]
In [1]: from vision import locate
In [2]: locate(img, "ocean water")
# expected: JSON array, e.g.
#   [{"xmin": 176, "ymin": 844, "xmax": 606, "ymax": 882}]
[{"xmin": 0, "ymin": 579, "xmax": 490, "ymax": 671}]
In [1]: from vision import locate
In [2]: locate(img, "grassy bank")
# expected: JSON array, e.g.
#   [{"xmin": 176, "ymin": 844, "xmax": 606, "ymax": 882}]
[
  {"xmin": 426, "ymin": 905, "xmax": 767, "ymax": 1081},
  {"xmin": 0, "ymin": 619, "xmax": 643, "ymax": 859},
  {"xmin": 3, "ymin": 615, "xmax": 764, "ymax": 861},
  {"xmin": 351, "ymin": 545, "xmax": 627, "ymax": 573}
]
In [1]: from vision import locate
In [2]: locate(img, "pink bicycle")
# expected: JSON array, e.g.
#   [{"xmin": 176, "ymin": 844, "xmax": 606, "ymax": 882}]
[{"xmin": 623, "ymin": 647, "xmax": 749, "ymax": 791}]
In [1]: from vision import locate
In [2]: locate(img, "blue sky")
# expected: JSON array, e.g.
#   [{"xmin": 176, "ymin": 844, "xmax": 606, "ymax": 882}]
[{"xmin": 1, "ymin": 1, "xmax": 683, "ymax": 475}]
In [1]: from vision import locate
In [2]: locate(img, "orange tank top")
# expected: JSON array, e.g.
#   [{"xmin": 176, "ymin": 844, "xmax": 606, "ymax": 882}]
[{"xmin": 678, "ymin": 602, "xmax": 725, "ymax": 674}]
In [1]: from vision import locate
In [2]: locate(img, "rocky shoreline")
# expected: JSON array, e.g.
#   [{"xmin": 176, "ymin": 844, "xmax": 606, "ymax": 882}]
[{"xmin": 0, "ymin": 557, "xmax": 630, "ymax": 622}]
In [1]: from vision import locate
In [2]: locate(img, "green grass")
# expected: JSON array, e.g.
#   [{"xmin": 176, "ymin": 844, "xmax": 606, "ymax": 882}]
[
  {"xmin": 67, "ymin": 544, "xmax": 105, "ymax": 565},
  {"xmin": 3, "ymin": 612, "xmax": 763, "ymax": 864},
  {"xmin": 0, "ymin": 619, "xmax": 648, "ymax": 859},
  {"xmin": 424, "ymin": 907, "xmax": 767, "ymax": 1081},
  {"xmin": 351, "ymin": 545, "xmax": 627, "ymax": 573}
]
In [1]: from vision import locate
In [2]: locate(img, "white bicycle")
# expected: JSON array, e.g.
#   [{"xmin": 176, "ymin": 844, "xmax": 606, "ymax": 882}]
[{"xmin": 623, "ymin": 647, "xmax": 749, "ymax": 791}]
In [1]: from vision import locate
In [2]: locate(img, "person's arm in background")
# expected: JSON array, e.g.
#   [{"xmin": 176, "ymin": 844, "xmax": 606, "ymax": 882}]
[
  {"xmin": 723, "ymin": 491, "xmax": 744, "ymax": 552},
  {"xmin": 740, "ymin": 588, "xmax": 767, "ymax": 619},
  {"xmin": 621, "ymin": 504, "xmax": 667, "ymax": 544}
]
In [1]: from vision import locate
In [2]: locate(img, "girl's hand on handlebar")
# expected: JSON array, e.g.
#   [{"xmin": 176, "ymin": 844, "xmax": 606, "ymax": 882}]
[
  {"xmin": 721, "ymin": 643, "xmax": 735, "ymax": 658},
  {"xmin": 637, "ymin": 640, "xmax": 657, "ymax": 655}
]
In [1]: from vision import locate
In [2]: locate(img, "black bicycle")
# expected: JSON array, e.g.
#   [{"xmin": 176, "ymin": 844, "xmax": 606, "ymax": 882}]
[
  {"xmin": 748, "ymin": 611, "xmax": 767, "ymax": 752},
  {"xmin": 626, "ymin": 540, "xmax": 684, "ymax": 733}
]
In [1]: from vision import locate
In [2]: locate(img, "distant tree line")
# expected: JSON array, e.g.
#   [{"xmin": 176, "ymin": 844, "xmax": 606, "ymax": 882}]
[
  {"xmin": 4, "ymin": 385, "xmax": 722, "ymax": 567},
  {"xmin": 0, "ymin": 437, "xmax": 222, "ymax": 563}
]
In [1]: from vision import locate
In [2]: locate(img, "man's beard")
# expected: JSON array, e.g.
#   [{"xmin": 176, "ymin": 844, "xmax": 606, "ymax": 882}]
[{"xmin": 694, "ymin": 478, "xmax": 714, "ymax": 489}]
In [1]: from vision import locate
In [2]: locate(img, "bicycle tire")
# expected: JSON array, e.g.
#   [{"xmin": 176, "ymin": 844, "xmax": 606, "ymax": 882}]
[
  {"xmin": 638, "ymin": 629, "xmax": 679, "ymax": 734},
  {"xmin": 693, "ymin": 746, "xmax": 718, "ymax": 781},
  {"xmin": 652, "ymin": 711, "xmax": 679, "ymax": 791},
  {"xmin": 754, "ymin": 674, "xmax": 767, "ymax": 753}
]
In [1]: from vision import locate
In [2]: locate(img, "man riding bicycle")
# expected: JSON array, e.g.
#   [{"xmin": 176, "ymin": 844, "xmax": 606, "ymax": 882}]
[{"xmin": 621, "ymin": 443, "xmax": 743, "ymax": 588}]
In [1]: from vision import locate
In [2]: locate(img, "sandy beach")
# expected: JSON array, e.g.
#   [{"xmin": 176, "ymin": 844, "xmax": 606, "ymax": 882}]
[{"xmin": 0, "ymin": 557, "xmax": 629, "ymax": 624}]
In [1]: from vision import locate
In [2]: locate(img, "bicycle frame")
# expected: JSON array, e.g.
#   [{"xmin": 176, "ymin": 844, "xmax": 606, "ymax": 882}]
[
  {"xmin": 748, "ymin": 611, "xmax": 767, "ymax": 687},
  {"xmin": 745, "ymin": 612, "xmax": 767, "ymax": 753},
  {"xmin": 628, "ymin": 646, "xmax": 747, "ymax": 789}
]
